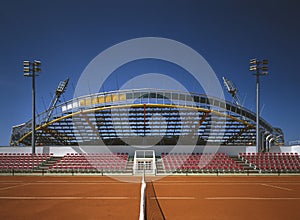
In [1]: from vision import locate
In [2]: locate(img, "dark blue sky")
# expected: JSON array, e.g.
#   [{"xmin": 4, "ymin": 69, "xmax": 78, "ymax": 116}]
[{"xmin": 0, "ymin": 0, "xmax": 299, "ymax": 145}]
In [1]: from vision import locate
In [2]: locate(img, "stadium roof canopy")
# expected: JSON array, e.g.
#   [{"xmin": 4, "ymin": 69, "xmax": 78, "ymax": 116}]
[{"xmin": 11, "ymin": 88, "xmax": 284, "ymax": 146}]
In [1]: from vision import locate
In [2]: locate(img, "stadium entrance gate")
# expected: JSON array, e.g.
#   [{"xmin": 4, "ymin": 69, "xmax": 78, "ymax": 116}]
[{"xmin": 133, "ymin": 150, "xmax": 156, "ymax": 175}]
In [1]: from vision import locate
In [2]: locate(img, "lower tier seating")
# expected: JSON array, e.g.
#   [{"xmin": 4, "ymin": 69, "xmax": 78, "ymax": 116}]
[
  {"xmin": 238, "ymin": 152, "xmax": 300, "ymax": 172},
  {"xmin": 49, "ymin": 153, "xmax": 129, "ymax": 173},
  {"xmin": 162, "ymin": 153, "xmax": 244, "ymax": 173},
  {"xmin": 0, "ymin": 152, "xmax": 299, "ymax": 174},
  {"xmin": 0, "ymin": 153, "xmax": 52, "ymax": 172}
]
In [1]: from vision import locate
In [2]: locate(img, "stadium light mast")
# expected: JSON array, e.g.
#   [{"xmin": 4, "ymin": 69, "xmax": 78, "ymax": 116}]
[
  {"xmin": 222, "ymin": 77, "xmax": 242, "ymax": 106},
  {"xmin": 249, "ymin": 58, "xmax": 268, "ymax": 152},
  {"xmin": 23, "ymin": 60, "xmax": 41, "ymax": 154}
]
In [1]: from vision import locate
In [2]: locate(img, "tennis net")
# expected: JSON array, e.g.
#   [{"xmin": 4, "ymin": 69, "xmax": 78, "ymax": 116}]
[{"xmin": 145, "ymin": 181, "xmax": 165, "ymax": 220}]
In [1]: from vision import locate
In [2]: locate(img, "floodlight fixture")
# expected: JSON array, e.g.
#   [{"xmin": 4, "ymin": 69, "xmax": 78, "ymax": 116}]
[
  {"xmin": 23, "ymin": 67, "xmax": 30, "ymax": 73},
  {"xmin": 23, "ymin": 61, "xmax": 30, "ymax": 66},
  {"xmin": 23, "ymin": 61, "xmax": 31, "ymax": 75},
  {"xmin": 249, "ymin": 65, "xmax": 257, "ymax": 71},
  {"xmin": 249, "ymin": 58, "xmax": 257, "ymax": 64},
  {"xmin": 34, "ymin": 67, "xmax": 41, "ymax": 72},
  {"xmin": 56, "ymin": 78, "xmax": 69, "ymax": 94},
  {"xmin": 34, "ymin": 60, "xmax": 41, "ymax": 66}
]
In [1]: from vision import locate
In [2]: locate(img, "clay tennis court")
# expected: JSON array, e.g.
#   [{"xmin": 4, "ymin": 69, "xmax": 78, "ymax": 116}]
[
  {"xmin": 0, "ymin": 176, "xmax": 141, "ymax": 219},
  {"xmin": 0, "ymin": 175, "xmax": 300, "ymax": 219},
  {"xmin": 151, "ymin": 176, "xmax": 300, "ymax": 220}
]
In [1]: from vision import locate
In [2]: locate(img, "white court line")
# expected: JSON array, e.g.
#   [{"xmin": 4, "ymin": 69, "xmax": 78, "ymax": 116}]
[
  {"xmin": 32, "ymin": 182, "xmax": 131, "ymax": 185},
  {"xmin": 156, "ymin": 183, "xmax": 257, "ymax": 185},
  {"xmin": 0, "ymin": 182, "xmax": 124, "ymax": 189},
  {"xmin": 0, "ymin": 182, "xmax": 136, "ymax": 185},
  {"xmin": 155, "ymin": 182, "xmax": 300, "ymax": 186},
  {"xmin": 36, "ymin": 181, "xmax": 122, "ymax": 183},
  {"xmin": 260, "ymin": 183, "xmax": 292, "ymax": 191},
  {"xmin": 0, "ymin": 183, "xmax": 29, "ymax": 191},
  {"xmin": 206, "ymin": 197, "xmax": 300, "ymax": 200},
  {"xmin": 0, "ymin": 196, "xmax": 135, "ymax": 200},
  {"xmin": 152, "ymin": 197, "xmax": 195, "ymax": 200},
  {"xmin": 0, "ymin": 181, "xmax": 23, "ymax": 183},
  {"xmin": 37, "ymin": 181, "xmax": 69, "ymax": 183},
  {"xmin": 157, "ymin": 181, "xmax": 300, "ymax": 183}
]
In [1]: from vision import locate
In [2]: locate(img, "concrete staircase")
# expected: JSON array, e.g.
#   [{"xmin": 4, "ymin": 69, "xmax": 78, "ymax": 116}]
[
  {"xmin": 155, "ymin": 158, "xmax": 165, "ymax": 174},
  {"xmin": 125, "ymin": 158, "xmax": 134, "ymax": 174},
  {"xmin": 231, "ymin": 156, "xmax": 259, "ymax": 174},
  {"xmin": 37, "ymin": 156, "xmax": 62, "ymax": 172}
]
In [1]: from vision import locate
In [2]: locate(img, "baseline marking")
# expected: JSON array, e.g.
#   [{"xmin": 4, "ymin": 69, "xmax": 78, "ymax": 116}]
[
  {"xmin": 0, "ymin": 182, "xmax": 138, "ymax": 185},
  {"xmin": 32, "ymin": 182, "xmax": 133, "ymax": 185},
  {"xmin": 0, "ymin": 183, "xmax": 29, "ymax": 191},
  {"xmin": 153, "ymin": 197, "xmax": 195, "ymax": 200},
  {"xmin": 0, "ymin": 196, "xmax": 135, "ymax": 200},
  {"xmin": 154, "ymin": 182, "xmax": 300, "ymax": 186},
  {"xmin": 155, "ymin": 181, "xmax": 300, "ymax": 184},
  {"xmin": 36, "ymin": 181, "xmax": 125, "ymax": 183},
  {"xmin": 0, "ymin": 181, "xmax": 23, "ymax": 183},
  {"xmin": 206, "ymin": 197, "xmax": 300, "ymax": 200},
  {"xmin": 260, "ymin": 183, "xmax": 292, "ymax": 191}
]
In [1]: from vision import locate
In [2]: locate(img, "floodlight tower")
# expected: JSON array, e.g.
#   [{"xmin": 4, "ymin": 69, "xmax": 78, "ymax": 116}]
[
  {"xmin": 45, "ymin": 78, "xmax": 69, "ymax": 122},
  {"xmin": 222, "ymin": 77, "xmax": 241, "ymax": 106},
  {"xmin": 23, "ymin": 60, "xmax": 41, "ymax": 154},
  {"xmin": 249, "ymin": 58, "xmax": 268, "ymax": 152}
]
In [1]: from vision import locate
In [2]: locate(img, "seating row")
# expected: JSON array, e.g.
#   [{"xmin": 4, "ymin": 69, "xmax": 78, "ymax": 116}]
[
  {"xmin": 162, "ymin": 153, "xmax": 244, "ymax": 173},
  {"xmin": 49, "ymin": 153, "xmax": 129, "ymax": 172},
  {"xmin": 0, "ymin": 154, "xmax": 51, "ymax": 171},
  {"xmin": 0, "ymin": 153, "xmax": 53, "ymax": 156},
  {"xmin": 239, "ymin": 152, "xmax": 300, "ymax": 172}
]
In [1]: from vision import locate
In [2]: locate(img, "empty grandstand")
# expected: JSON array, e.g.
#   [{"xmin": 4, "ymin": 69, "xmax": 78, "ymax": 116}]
[{"xmin": 10, "ymin": 88, "xmax": 284, "ymax": 148}]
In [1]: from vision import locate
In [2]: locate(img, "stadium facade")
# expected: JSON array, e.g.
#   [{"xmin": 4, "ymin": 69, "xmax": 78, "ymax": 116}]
[{"xmin": 10, "ymin": 88, "xmax": 284, "ymax": 148}]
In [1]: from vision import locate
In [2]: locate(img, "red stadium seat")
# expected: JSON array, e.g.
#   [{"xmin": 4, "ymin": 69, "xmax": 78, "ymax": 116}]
[
  {"xmin": 48, "ymin": 153, "xmax": 129, "ymax": 173},
  {"xmin": 161, "ymin": 152, "xmax": 244, "ymax": 173},
  {"xmin": 239, "ymin": 152, "xmax": 300, "ymax": 173}
]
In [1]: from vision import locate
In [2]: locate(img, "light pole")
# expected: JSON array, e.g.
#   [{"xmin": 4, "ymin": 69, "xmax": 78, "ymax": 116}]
[
  {"xmin": 23, "ymin": 60, "xmax": 41, "ymax": 154},
  {"xmin": 249, "ymin": 58, "xmax": 268, "ymax": 152}
]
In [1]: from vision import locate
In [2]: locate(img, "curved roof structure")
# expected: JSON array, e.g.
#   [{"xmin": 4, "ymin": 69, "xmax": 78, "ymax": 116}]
[{"xmin": 11, "ymin": 88, "xmax": 284, "ymax": 146}]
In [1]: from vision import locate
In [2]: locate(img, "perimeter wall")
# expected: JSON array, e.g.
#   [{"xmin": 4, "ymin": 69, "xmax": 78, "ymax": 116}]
[{"xmin": 0, "ymin": 145, "xmax": 299, "ymax": 157}]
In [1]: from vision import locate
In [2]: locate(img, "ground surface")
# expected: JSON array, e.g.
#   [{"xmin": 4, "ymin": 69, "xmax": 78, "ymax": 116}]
[
  {"xmin": 0, "ymin": 175, "xmax": 300, "ymax": 219},
  {"xmin": 151, "ymin": 176, "xmax": 300, "ymax": 220},
  {"xmin": 0, "ymin": 176, "xmax": 141, "ymax": 220}
]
